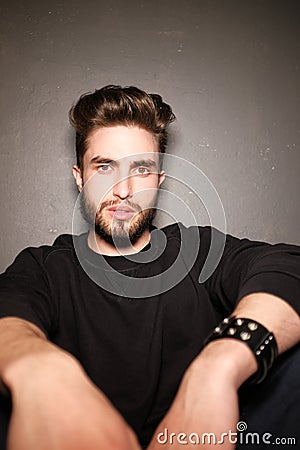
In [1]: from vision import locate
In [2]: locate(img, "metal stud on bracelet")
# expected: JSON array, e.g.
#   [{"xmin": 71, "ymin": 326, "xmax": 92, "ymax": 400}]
[{"xmin": 204, "ymin": 316, "xmax": 278, "ymax": 385}]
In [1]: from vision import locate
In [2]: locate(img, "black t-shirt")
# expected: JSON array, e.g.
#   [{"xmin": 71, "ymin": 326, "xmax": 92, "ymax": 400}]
[{"xmin": 0, "ymin": 223, "xmax": 299, "ymax": 447}]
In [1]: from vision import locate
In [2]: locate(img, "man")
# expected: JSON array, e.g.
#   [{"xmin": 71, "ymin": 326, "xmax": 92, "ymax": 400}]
[{"xmin": 0, "ymin": 85, "xmax": 299, "ymax": 450}]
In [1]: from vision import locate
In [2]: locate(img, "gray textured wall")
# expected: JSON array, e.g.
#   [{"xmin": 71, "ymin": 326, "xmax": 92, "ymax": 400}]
[{"xmin": 0, "ymin": 0, "xmax": 299, "ymax": 272}]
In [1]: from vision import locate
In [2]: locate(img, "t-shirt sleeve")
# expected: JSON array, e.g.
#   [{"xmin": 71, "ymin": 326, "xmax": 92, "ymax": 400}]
[
  {"xmin": 0, "ymin": 248, "xmax": 57, "ymax": 338},
  {"xmin": 201, "ymin": 228, "xmax": 300, "ymax": 316}
]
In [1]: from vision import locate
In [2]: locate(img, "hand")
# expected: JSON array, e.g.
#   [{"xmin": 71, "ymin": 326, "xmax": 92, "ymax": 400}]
[{"xmin": 7, "ymin": 352, "xmax": 141, "ymax": 450}]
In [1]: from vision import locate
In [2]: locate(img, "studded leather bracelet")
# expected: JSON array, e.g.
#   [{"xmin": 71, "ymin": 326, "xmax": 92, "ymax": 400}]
[{"xmin": 204, "ymin": 316, "xmax": 278, "ymax": 385}]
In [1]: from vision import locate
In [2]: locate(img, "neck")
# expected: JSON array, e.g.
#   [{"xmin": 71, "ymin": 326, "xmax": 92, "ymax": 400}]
[{"xmin": 87, "ymin": 228, "xmax": 151, "ymax": 256}]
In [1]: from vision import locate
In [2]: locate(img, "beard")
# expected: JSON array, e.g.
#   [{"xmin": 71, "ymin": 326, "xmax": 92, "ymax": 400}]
[{"xmin": 80, "ymin": 191, "xmax": 157, "ymax": 248}]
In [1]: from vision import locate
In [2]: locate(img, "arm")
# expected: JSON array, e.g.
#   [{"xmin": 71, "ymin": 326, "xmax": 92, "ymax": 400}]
[
  {"xmin": 148, "ymin": 294, "xmax": 300, "ymax": 450},
  {"xmin": 148, "ymin": 228, "xmax": 300, "ymax": 449},
  {"xmin": 0, "ymin": 247, "xmax": 141, "ymax": 449},
  {"xmin": 0, "ymin": 317, "xmax": 141, "ymax": 450}
]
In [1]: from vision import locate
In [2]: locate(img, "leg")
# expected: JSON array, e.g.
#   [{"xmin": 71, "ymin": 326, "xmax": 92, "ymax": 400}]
[{"xmin": 238, "ymin": 342, "xmax": 300, "ymax": 448}]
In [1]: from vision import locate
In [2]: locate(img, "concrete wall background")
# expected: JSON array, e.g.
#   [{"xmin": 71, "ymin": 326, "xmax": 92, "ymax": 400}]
[{"xmin": 0, "ymin": 0, "xmax": 299, "ymax": 272}]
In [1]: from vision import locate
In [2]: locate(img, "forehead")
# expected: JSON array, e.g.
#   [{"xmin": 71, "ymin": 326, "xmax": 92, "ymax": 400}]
[{"xmin": 84, "ymin": 125, "xmax": 160, "ymax": 163}]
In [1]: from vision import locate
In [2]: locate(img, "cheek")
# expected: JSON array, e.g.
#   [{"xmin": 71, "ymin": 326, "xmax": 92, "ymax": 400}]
[
  {"xmin": 83, "ymin": 172, "xmax": 117, "ymax": 204},
  {"xmin": 131, "ymin": 177, "xmax": 159, "ymax": 206}
]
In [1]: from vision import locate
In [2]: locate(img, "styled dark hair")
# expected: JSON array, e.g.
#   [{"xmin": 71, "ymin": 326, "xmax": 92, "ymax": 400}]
[{"xmin": 69, "ymin": 84, "xmax": 175, "ymax": 169}]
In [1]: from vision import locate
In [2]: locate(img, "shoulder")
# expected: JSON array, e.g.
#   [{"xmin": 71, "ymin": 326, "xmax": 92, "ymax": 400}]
[
  {"xmin": 160, "ymin": 222, "xmax": 220, "ymax": 245},
  {"xmin": 2, "ymin": 234, "xmax": 79, "ymax": 275},
  {"xmin": 32, "ymin": 233, "xmax": 75, "ymax": 259}
]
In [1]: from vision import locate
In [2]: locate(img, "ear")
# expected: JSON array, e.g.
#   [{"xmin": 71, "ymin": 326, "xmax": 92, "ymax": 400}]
[
  {"xmin": 73, "ymin": 165, "xmax": 83, "ymax": 192},
  {"xmin": 158, "ymin": 170, "xmax": 166, "ymax": 187}
]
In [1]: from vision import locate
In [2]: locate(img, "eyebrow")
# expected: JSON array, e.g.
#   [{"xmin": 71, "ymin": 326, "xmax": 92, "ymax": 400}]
[
  {"xmin": 90, "ymin": 156, "xmax": 115, "ymax": 165},
  {"xmin": 130, "ymin": 159, "xmax": 158, "ymax": 170},
  {"xmin": 90, "ymin": 156, "xmax": 158, "ymax": 169}
]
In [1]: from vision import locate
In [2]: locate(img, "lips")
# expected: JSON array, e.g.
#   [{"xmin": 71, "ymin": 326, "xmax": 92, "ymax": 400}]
[
  {"xmin": 107, "ymin": 205, "xmax": 136, "ymax": 220},
  {"xmin": 109, "ymin": 206, "xmax": 135, "ymax": 213}
]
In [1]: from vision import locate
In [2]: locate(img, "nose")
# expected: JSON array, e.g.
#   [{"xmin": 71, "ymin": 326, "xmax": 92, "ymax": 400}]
[{"xmin": 112, "ymin": 174, "xmax": 131, "ymax": 200}]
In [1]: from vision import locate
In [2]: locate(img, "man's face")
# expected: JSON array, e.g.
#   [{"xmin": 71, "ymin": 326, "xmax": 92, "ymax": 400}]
[{"xmin": 73, "ymin": 126, "xmax": 165, "ymax": 247}]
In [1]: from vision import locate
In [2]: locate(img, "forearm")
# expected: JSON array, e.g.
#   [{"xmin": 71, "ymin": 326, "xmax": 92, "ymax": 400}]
[
  {"xmin": 234, "ymin": 293, "xmax": 300, "ymax": 353},
  {"xmin": 196, "ymin": 292, "xmax": 300, "ymax": 388},
  {"xmin": 0, "ymin": 316, "xmax": 80, "ymax": 396}
]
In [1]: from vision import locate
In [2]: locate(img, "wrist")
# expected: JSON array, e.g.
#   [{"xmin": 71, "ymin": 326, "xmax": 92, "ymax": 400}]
[
  {"xmin": 192, "ymin": 339, "xmax": 257, "ymax": 389},
  {"xmin": 204, "ymin": 316, "xmax": 278, "ymax": 385},
  {"xmin": 4, "ymin": 345, "xmax": 83, "ymax": 397}
]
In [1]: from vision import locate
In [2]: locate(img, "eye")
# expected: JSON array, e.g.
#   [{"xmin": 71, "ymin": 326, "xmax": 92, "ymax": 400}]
[
  {"xmin": 97, "ymin": 164, "xmax": 113, "ymax": 174},
  {"xmin": 132, "ymin": 166, "xmax": 151, "ymax": 176}
]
